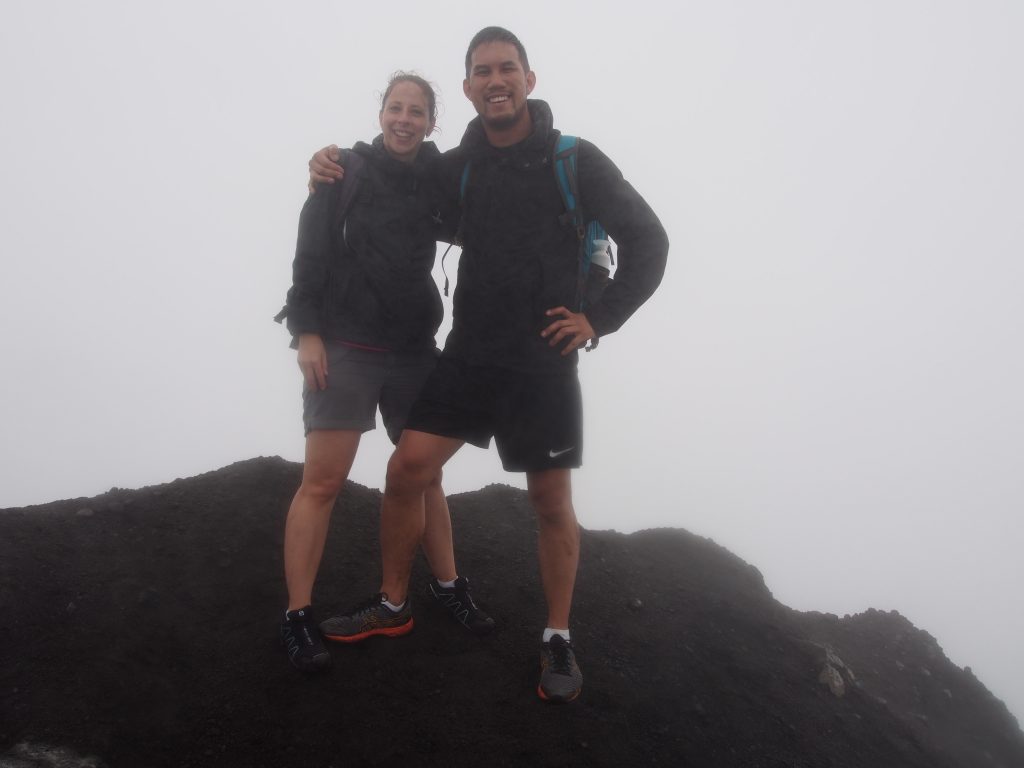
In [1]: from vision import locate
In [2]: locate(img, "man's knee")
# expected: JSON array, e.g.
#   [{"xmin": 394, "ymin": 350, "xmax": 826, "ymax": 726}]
[
  {"xmin": 528, "ymin": 471, "xmax": 575, "ymax": 522},
  {"xmin": 385, "ymin": 449, "xmax": 434, "ymax": 496},
  {"xmin": 426, "ymin": 467, "xmax": 444, "ymax": 491}
]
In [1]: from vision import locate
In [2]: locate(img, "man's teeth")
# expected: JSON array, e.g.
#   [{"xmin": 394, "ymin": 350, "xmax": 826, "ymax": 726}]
[{"xmin": 488, "ymin": 95, "xmax": 510, "ymax": 103}]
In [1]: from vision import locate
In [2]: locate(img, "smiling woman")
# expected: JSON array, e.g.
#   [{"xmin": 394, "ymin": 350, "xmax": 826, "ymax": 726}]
[{"xmin": 274, "ymin": 70, "xmax": 493, "ymax": 673}]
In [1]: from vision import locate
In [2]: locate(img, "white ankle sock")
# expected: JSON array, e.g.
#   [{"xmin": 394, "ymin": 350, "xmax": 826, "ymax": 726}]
[
  {"xmin": 543, "ymin": 627, "xmax": 570, "ymax": 643},
  {"xmin": 436, "ymin": 578, "xmax": 457, "ymax": 589},
  {"xmin": 383, "ymin": 597, "xmax": 405, "ymax": 612}
]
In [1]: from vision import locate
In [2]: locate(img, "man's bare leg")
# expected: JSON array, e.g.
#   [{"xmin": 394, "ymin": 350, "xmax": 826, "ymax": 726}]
[
  {"xmin": 529, "ymin": 467, "xmax": 583, "ymax": 701},
  {"xmin": 284, "ymin": 430, "xmax": 361, "ymax": 610},
  {"xmin": 419, "ymin": 470, "xmax": 457, "ymax": 583},
  {"xmin": 527, "ymin": 468, "xmax": 579, "ymax": 629},
  {"xmin": 379, "ymin": 430, "xmax": 464, "ymax": 604}
]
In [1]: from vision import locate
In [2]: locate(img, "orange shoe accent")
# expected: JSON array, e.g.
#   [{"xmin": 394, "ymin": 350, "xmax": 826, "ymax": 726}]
[
  {"xmin": 323, "ymin": 618, "xmax": 414, "ymax": 644},
  {"xmin": 537, "ymin": 684, "xmax": 581, "ymax": 703}
]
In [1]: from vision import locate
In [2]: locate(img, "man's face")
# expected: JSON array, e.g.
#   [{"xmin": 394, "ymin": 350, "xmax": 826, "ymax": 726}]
[{"xmin": 463, "ymin": 41, "xmax": 536, "ymax": 131}]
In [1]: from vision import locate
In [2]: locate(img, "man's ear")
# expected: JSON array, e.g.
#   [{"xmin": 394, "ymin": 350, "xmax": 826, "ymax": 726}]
[
  {"xmin": 463, "ymin": 79, "xmax": 471, "ymax": 100},
  {"xmin": 525, "ymin": 71, "xmax": 536, "ymax": 95}
]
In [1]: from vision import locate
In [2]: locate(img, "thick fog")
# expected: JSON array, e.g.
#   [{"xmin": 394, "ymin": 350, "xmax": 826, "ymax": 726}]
[{"xmin": 2, "ymin": 2, "xmax": 1021, "ymax": 722}]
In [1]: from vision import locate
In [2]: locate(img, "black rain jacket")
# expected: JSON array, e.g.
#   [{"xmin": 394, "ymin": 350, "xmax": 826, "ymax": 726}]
[
  {"xmin": 434, "ymin": 100, "xmax": 668, "ymax": 371},
  {"xmin": 281, "ymin": 136, "xmax": 443, "ymax": 352}
]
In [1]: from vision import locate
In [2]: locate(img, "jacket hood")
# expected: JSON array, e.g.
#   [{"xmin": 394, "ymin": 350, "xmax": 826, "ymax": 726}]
[
  {"xmin": 352, "ymin": 135, "xmax": 441, "ymax": 172},
  {"xmin": 458, "ymin": 99, "xmax": 555, "ymax": 156}
]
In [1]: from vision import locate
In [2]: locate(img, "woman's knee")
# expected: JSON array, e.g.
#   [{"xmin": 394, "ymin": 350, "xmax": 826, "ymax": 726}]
[{"xmin": 298, "ymin": 473, "xmax": 345, "ymax": 504}]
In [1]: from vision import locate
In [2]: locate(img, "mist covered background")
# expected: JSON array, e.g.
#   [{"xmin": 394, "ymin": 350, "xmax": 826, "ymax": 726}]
[{"xmin": 2, "ymin": 1, "xmax": 1021, "ymax": 722}]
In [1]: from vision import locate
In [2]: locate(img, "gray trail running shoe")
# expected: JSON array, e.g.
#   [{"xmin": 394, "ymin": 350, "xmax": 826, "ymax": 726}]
[
  {"xmin": 427, "ymin": 576, "xmax": 495, "ymax": 634},
  {"xmin": 280, "ymin": 606, "xmax": 331, "ymax": 673},
  {"xmin": 538, "ymin": 635, "xmax": 583, "ymax": 702},
  {"xmin": 319, "ymin": 593, "xmax": 413, "ymax": 643}
]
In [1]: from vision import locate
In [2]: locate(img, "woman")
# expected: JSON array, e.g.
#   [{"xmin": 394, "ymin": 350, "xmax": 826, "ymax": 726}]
[{"xmin": 277, "ymin": 73, "xmax": 491, "ymax": 673}]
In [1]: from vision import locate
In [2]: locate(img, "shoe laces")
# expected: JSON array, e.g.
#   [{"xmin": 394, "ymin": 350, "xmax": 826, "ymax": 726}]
[
  {"xmin": 349, "ymin": 593, "xmax": 386, "ymax": 616},
  {"xmin": 548, "ymin": 637, "xmax": 574, "ymax": 675}
]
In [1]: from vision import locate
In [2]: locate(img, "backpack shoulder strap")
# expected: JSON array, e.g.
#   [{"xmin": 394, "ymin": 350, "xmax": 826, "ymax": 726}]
[
  {"xmin": 459, "ymin": 160, "xmax": 471, "ymax": 204},
  {"xmin": 552, "ymin": 134, "xmax": 583, "ymax": 231}
]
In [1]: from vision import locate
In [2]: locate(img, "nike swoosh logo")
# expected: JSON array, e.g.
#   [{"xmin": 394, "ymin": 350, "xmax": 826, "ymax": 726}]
[{"xmin": 548, "ymin": 447, "xmax": 575, "ymax": 458}]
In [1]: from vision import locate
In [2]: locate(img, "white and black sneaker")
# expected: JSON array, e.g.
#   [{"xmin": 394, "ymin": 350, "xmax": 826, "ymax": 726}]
[
  {"xmin": 280, "ymin": 606, "xmax": 331, "ymax": 673},
  {"xmin": 427, "ymin": 576, "xmax": 495, "ymax": 634}
]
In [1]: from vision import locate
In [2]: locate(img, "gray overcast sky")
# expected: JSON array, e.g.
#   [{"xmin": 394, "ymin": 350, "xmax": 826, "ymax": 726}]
[{"xmin": 2, "ymin": 0, "xmax": 1022, "ymax": 723}]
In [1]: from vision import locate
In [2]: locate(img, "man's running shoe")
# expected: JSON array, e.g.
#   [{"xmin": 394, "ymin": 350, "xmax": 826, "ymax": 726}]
[
  {"xmin": 280, "ymin": 606, "xmax": 331, "ymax": 673},
  {"xmin": 319, "ymin": 593, "xmax": 413, "ymax": 643},
  {"xmin": 538, "ymin": 635, "xmax": 583, "ymax": 702},
  {"xmin": 427, "ymin": 576, "xmax": 495, "ymax": 634}
]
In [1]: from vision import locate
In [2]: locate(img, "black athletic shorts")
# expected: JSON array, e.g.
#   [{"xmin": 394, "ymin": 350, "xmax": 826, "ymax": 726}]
[{"xmin": 405, "ymin": 356, "xmax": 583, "ymax": 472}]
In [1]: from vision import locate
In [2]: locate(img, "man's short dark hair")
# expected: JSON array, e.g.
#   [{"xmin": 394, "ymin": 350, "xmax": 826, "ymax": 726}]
[{"xmin": 464, "ymin": 27, "xmax": 530, "ymax": 78}]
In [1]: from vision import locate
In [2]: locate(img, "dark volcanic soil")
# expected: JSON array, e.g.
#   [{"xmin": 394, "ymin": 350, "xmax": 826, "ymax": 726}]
[{"xmin": 1, "ymin": 457, "xmax": 1022, "ymax": 768}]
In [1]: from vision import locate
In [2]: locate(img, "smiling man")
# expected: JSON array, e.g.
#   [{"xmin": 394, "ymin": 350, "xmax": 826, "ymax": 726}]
[{"xmin": 311, "ymin": 26, "xmax": 668, "ymax": 703}]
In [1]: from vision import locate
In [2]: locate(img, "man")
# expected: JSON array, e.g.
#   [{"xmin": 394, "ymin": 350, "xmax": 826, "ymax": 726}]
[{"xmin": 310, "ymin": 27, "xmax": 668, "ymax": 702}]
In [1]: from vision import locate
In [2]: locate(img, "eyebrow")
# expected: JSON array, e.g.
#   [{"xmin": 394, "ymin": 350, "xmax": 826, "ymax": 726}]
[{"xmin": 473, "ymin": 59, "xmax": 520, "ymax": 71}]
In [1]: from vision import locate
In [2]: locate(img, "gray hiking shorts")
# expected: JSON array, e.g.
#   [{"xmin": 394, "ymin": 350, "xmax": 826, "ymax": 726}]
[{"xmin": 302, "ymin": 343, "xmax": 439, "ymax": 444}]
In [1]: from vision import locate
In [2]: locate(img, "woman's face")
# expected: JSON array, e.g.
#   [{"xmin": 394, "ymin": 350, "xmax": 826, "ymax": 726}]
[{"xmin": 379, "ymin": 81, "xmax": 435, "ymax": 163}]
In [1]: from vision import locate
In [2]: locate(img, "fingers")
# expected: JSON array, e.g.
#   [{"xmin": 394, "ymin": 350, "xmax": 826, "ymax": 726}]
[
  {"xmin": 309, "ymin": 144, "xmax": 345, "ymax": 185},
  {"xmin": 313, "ymin": 361, "xmax": 327, "ymax": 391},
  {"xmin": 541, "ymin": 318, "xmax": 582, "ymax": 353},
  {"xmin": 299, "ymin": 361, "xmax": 317, "ymax": 391},
  {"xmin": 296, "ymin": 334, "xmax": 328, "ymax": 389},
  {"xmin": 540, "ymin": 307, "xmax": 595, "ymax": 355},
  {"xmin": 317, "ymin": 348, "xmax": 328, "ymax": 389},
  {"xmin": 299, "ymin": 360, "xmax": 328, "ymax": 391}
]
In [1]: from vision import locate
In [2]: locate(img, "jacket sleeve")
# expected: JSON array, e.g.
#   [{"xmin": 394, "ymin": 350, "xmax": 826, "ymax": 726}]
[
  {"xmin": 576, "ymin": 140, "xmax": 669, "ymax": 337},
  {"xmin": 281, "ymin": 181, "xmax": 342, "ymax": 337},
  {"xmin": 428, "ymin": 149, "xmax": 467, "ymax": 245}
]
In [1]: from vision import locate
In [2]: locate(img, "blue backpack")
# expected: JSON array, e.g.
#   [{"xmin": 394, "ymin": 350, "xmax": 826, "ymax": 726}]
[{"xmin": 550, "ymin": 134, "xmax": 613, "ymax": 313}]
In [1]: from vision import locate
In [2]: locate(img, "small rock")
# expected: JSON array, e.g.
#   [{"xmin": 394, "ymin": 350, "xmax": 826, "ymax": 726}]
[
  {"xmin": 66, "ymin": 602, "xmax": 76, "ymax": 614},
  {"xmin": 627, "ymin": 598, "xmax": 643, "ymax": 612},
  {"xmin": 819, "ymin": 665, "xmax": 846, "ymax": 697},
  {"xmin": 76, "ymin": 508, "xmax": 94, "ymax": 517}
]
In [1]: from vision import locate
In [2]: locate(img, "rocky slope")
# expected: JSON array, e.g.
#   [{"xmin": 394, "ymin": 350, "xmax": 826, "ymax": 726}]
[{"xmin": 1, "ymin": 457, "xmax": 1021, "ymax": 768}]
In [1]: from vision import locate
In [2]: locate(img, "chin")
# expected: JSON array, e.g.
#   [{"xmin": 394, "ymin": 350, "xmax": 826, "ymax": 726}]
[{"xmin": 483, "ymin": 112, "xmax": 519, "ymax": 130}]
